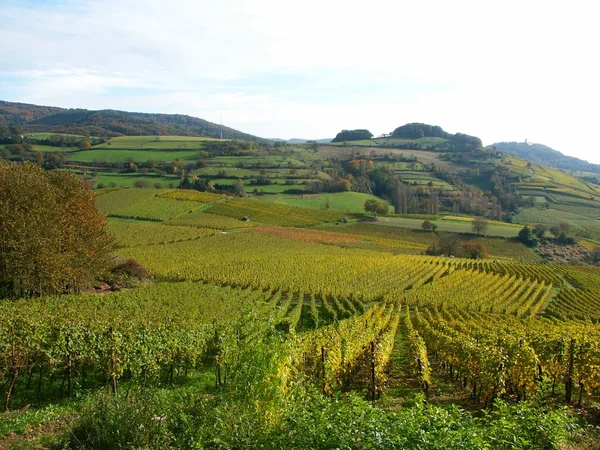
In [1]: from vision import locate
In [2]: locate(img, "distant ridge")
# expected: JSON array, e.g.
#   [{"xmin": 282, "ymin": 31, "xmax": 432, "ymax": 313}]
[
  {"xmin": 0, "ymin": 100, "xmax": 262, "ymax": 141},
  {"xmin": 492, "ymin": 141, "xmax": 600, "ymax": 174}
]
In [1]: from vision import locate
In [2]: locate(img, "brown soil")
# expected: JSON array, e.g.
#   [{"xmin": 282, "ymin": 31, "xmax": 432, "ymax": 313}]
[{"xmin": 537, "ymin": 242, "xmax": 591, "ymax": 264}]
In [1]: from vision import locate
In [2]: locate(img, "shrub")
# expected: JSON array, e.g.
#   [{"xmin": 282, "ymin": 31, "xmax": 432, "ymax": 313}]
[
  {"xmin": 134, "ymin": 179, "xmax": 149, "ymax": 188},
  {"xmin": 517, "ymin": 226, "xmax": 539, "ymax": 247},
  {"xmin": 460, "ymin": 242, "xmax": 488, "ymax": 259},
  {"xmin": 112, "ymin": 259, "xmax": 149, "ymax": 279}
]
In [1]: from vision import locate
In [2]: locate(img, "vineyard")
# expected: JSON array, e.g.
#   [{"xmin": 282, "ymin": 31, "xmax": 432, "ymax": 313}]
[
  {"xmin": 4, "ymin": 195, "xmax": 600, "ymax": 448},
  {"xmin": 206, "ymin": 197, "xmax": 347, "ymax": 226},
  {"xmin": 165, "ymin": 210, "xmax": 255, "ymax": 229},
  {"xmin": 108, "ymin": 219, "xmax": 219, "ymax": 247}
]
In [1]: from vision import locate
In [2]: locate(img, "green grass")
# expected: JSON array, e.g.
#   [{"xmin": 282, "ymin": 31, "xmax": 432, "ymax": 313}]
[
  {"xmin": 550, "ymin": 203, "xmax": 600, "ymax": 218},
  {"xmin": 326, "ymin": 137, "xmax": 450, "ymax": 148},
  {"xmin": 374, "ymin": 137, "xmax": 450, "ymax": 147},
  {"xmin": 512, "ymin": 206, "xmax": 600, "ymax": 240},
  {"xmin": 210, "ymin": 156, "xmax": 306, "ymax": 167},
  {"xmin": 319, "ymin": 222, "xmax": 537, "ymax": 261},
  {"xmin": 67, "ymin": 149, "xmax": 201, "ymax": 163},
  {"xmin": 549, "ymin": 192, "xmax": 600, "ymax": 206},
  {"xmin": 249, "ymin": 183, "xmax": 309, "ymax": 193},
  {"xmin": 512, "ymin": 207, "xmax": 588, "ymax": 225},
  {"xmin": 209, "ymin": 177, "xmax": 235, "ymax": 185},
  {"xmin": 92, "ymin": 135, "xmax": 222, "ymax": 150},
  {"xmin": 328, "ymin": 139, "xmax": 380, "ymax": 146},
  {"xmin": 260, "ymin": 192, "xmax": 393, "ymax": 214},
  {"xmin": 378, "ymin": 161, "xmax": 426, "ymax": 171},
  {"xmin": 195, "ymin": 167, "xmax": 258, "ymax": 177},
  {"xmin": 30, "ymin": 144, "xmax": 77, "ymax": 152},
  {"xmin": 91, "ymin": 172, "xmax": 180, "ymax": 189},
  {"xmin": 374, "ymin": 216, "xmax": 521, "ymax": 238},
  {"xmin": 23, "ymin": 132, "xmax": 88, "ymax": 140},
  {"xmin": 398, "ymin": 173, "xmax": 455, "ymax": 190}
]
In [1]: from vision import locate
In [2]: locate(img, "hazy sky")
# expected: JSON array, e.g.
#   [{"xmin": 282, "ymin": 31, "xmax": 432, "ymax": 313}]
[{"xmin": 1, "ymin": 0, "xmax": 599, "ymax": 162}]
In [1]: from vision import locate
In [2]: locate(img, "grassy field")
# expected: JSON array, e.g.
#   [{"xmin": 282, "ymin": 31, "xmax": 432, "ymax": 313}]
[
  {"xmin": 398, "ymin": 173, "xmax": 455, "ymax": 190},
  {"xmin": 92, "ymin": 135, "xmax": 222, "ymax": 149},
  {"xmin": 67, "ymin": 149, "xmax": 201, "ymax": 163},
  {"xmin": 550, "ymin": 203, "xmax": 600, "ymax": 218},
  {"xmin": 512, "ymin": 207, "xmax": 590, "ymax": 225},
  {"xmin": 23, "ymin": 132, "xmax": 88, "ymax": 139},
  {"xmin": 507, "ymin": 155, "xmax": 600, "ymax": 197},
  {"xmin": 249, "ymin": 183, "xmax": 308, "ymax": 193},
  {"xmin": 91, "ymin": 172, "xmax": 180, "ymax": 188},
  {"xmin": 210, "ymin": 155, "xmax": 306, "ymax": 167},
  {"xmin": 318, "ymin": 146, "xmax": 458, "ymax": 170},
  {"xmin": 31, "ymin": 144, "xmax": 78, "ymax": 152},
  {"xmin": 327, "ymin": 137, "xmax": 450, "ymax": 148},
  {"xmin": 374, "ymin": 216, "xmax": 521, "ymax": 238},
  {"xmin": 377, "ymin": 136, "xmax": 449, "ymax": 147},
  {"xmin": 512, "ymin": 206, "xmax": 600, "ymax": 240},
  {"xmin": 258, "ymin": 192, "xmax": 393, "ymax": 213},
  {"xmin": 320, "ymin": 222, "xmax": 538, "ymax": 261}
]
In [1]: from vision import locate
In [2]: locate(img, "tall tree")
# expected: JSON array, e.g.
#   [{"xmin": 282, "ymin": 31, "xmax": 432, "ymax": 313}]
[
  {"xmin": 0, "ymin": 161, "xmax": 114, "ymax": 298},
  {"xmin": 233, "ymin": 179, "xmax": 246, "ymax": 197},
  {"xmin": 471, "ymin": 217, "xmax": 489, "ymax": 236}
]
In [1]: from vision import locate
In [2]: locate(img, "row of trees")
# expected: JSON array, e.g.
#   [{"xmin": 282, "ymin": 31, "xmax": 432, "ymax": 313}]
[
  {"xmin": 331, "ymin": 129, "xmax": 373, "ymax": 143},
  {"xmin": 517, "ymin": 222, "xmax": 575, "ymax": 247}
]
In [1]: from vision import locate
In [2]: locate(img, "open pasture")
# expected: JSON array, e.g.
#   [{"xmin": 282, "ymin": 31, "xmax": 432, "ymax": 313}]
[
  {"xmin": 66, "ymin": 148, "xmax": 201, "ymax": 163},
  {"xmin": 209, "ymin": 155, "xmax": 306, "ymax": 167},
  {"xmin": 23, "ymin": 132, "xmax": 88, "ymax": 140},
  {"xmin": 375, "ymin": 216, "xmax": 521, "ymax": 238},
  {"xmin": 92, "ymin": 135, "xmax": 222, "ymax": 149},
  {"xmin": 263, "ymin": 191, "xmax": 392, "ymax": 213},
  {"xmin": 92, "ymin": 172, "xmax": 180, "ymax": 188}
]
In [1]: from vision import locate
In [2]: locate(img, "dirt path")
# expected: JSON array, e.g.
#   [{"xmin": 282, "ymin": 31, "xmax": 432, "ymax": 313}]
[{"xmin": 380, "ymin": 309, "xmax": 480, "ymax": 411}]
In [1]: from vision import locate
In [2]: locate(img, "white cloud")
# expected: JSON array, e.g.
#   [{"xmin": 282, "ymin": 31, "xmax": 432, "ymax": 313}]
[{"xmin": 0, "ymin": 0, "xmax": 598, "ymax": 162}]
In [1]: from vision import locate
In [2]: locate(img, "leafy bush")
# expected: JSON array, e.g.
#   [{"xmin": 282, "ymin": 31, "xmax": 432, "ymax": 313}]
[
  {"xmin": 517, "ymin": 226, "xmax": 539, "ymax": 247},
  {"xmin": 67, "ymin": 390, "xmax": 580, "ymax": 450}
]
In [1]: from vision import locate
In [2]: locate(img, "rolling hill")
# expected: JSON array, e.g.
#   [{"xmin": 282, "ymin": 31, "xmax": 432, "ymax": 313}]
[
  {"xmin": 0, "ymin": 100, "xmax": 261, "ymax": 141},
  {"xmin": 492, "ymin": 141, "xmax": 600, "ymax": 174}
]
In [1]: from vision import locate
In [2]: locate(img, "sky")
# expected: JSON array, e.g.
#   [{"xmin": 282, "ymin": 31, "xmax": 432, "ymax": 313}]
[{"xmin": 1, "ymin": 0, "xmax": 599, "ymax": 162}]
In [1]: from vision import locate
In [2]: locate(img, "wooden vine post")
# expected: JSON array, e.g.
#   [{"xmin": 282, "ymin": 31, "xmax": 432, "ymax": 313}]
[
  {"xmin": 370, "ymin": 341, "xmax": 376, "ymax": 401},
  {"xmin": 565, "ymin": 338, "xmax": 574, "ymax": 404},
  {"xmin": 321, "ymin": 346, "xmax": 327, "ymax": 394}
]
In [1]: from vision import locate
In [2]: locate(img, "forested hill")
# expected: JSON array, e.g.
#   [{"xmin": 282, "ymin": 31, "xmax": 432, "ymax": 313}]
[
  {"xmin": 0, "ymin": 101, "xmax": 261, "ymax": 140},
  {"xmin": 492, "ymin": 141, "xmax": 600, "ymax": 174},
  {"xmin": 0, "ymin": 101, "xmax": 66, "ymax": 126}
]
